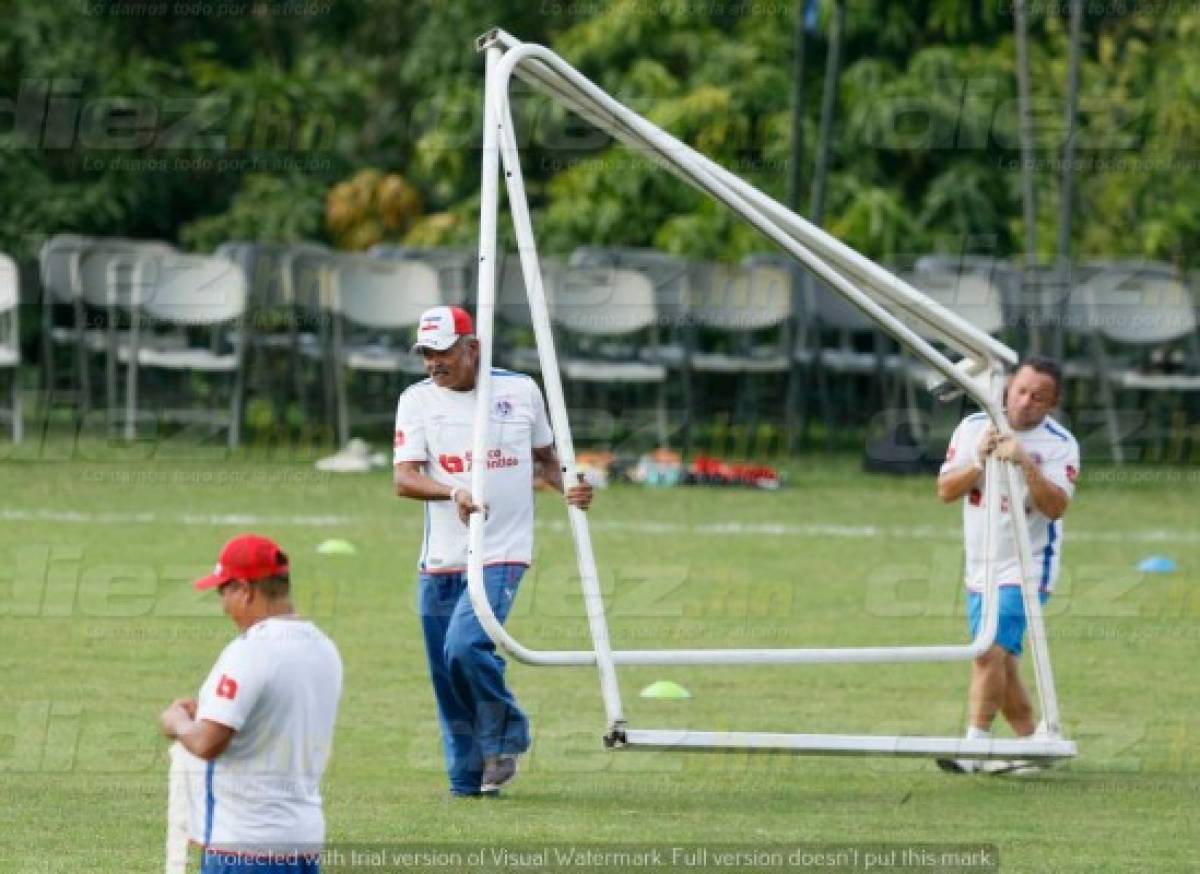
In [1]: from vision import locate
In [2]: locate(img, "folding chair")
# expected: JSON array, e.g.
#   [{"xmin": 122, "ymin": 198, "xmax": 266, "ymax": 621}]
[
  {"xmin": 278, "ymin": 246, "xmax": 341, "ymax": 434},
  {"xmin": 369, "ymin": 245, "xmax": 475, "ymax": 305},
  {"xmin": 900, "ymin": 266, "xmax": 1007, "ymax": 443},
  {"xmin": 76, "ymin": 240, "xmax": 178, "ymax": 425},
  {"xmin": 1068, "ymin": 261, "xmax": 1200, "ymax": 462},
  {"xmin": 495, "ymin": 253, "xmax": 563, "ymax": 374},
  {"xmin": 38, "ymin": 233, "xmax": 93, "ymax": 404},
  {"xmin": 122, "ymin": 254, "xmax": 248, "ymax": 447},
  {"xmin": 550, "ymin": 265, "xmax": 668, "ymax": 447},
  {"xmin": 329, "ymin": 255, "xmax": 441, "ymax": 444},
  {"xmin": 799, "ymin": 271, "xmax": 903, "ymax": 447},
  {"xmin": 569, "ymin": 246, "xmax": 692, "ymax": 445},
  {"xmin": 217, "ymin": 241, "xmax": 329, "ymax": 426},
  {"xmin": 685, "ymin": 262, "xmax": 791, "ymax": 450},
  {"xmin": 0, "ymin": 253, "xmax": 22, "ymax": 442}
]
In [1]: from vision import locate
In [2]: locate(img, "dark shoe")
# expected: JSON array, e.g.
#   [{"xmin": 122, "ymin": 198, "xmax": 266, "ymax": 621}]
[
  {"xmin": 480, "ymin": 755, "xmax": 518, "ymax": 795},
  {"xmin": 936, "ymin": 758, "xmax": 978, "ymax": 774}
]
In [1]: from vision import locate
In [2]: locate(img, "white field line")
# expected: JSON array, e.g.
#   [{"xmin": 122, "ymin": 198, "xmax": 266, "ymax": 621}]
[{"xmin": 1, "ymin": 507, "xmax": 1197, "ymax": 544}]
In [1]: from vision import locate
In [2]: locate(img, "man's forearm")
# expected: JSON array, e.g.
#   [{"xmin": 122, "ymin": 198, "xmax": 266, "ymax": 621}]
[
  {"xmin": 1018, "ymin": 460, "xmax": 1068, "ymax": 519},
  {"xmin": 164, "ymin": 715, "xmax": 231, "ymax": 761},
  {"xmin": 394, "ymin": 467, "xmax": 456, "ymax": 501},
  {"xmin": 937, "ymin": 464, "xmax": 982, "ymax": 502},
  {"xmin": 169, "ymin": 717, "xmax": 206, "ymax": 757},
  {"xmin": 533, "ymin": 449, "xmax": 564, "ymax": 493}
]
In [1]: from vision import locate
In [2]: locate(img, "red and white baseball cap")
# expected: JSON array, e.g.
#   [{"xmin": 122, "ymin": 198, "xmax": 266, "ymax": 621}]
[
  {"xmin": 412, "ymin": 306, "xmax": 474, "ymax": 353},
  {"xmin": 193, "ymin": 534, "xmax": 290, "ymax": 590}
]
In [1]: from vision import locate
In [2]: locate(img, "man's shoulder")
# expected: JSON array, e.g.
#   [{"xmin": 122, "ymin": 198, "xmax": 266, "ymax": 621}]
[
  {"xmin": 491, "ymin": 368, "xmax": 541, "ymax": 400},
  {"xmin": 1038, "ymin": 416, "xmax": 1077, "ymax": 446},
  {"xmin": 956, "ymin": 411, "xmax": 990, "ymax": 431},
  {"xmin": 491, "ymin": 367, "xmax": 536, "ymax": 384},
  {"xmin": 397, "ymin": 378, "xmax": 434, "ymax": 401},
  {"xmin": 396, "ymin": 379, "xmax": 438, "ymax": 414},
  {"xmin": 242, "ymin": 619, "xmax": 342, "ymax": 663},
  {"xmin": 211, "ymin": 630, "xmax": 254, "ymax": 674}
]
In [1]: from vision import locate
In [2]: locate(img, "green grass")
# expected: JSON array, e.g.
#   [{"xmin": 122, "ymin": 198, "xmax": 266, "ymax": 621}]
[{"xmin": 1, "ymin": 449, "xmax": 1198, "ymax": 872}]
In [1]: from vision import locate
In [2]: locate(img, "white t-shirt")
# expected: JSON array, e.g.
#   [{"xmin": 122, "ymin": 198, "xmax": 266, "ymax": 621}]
[
  {"xmin": 189, "ymin": 617, "xmax": 343, "ymax": 854},
  {"xmin": 393, "ymin": 370, "xmax": 554, "ymax": 572},
  {"xmin": 941, "ymin": 412, "xmax": 1080, "ymax": 593}
]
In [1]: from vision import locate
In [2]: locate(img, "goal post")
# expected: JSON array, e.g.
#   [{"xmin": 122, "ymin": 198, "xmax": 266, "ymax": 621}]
[{"xmin": 464, "ymin": 28, "xmax": 1074, "ymax": 762}]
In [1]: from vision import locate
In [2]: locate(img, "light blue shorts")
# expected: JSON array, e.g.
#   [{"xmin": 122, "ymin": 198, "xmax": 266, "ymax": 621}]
[{"xmin": 967, "ymin": 587, "xmax": 1050, "ymax": 656}]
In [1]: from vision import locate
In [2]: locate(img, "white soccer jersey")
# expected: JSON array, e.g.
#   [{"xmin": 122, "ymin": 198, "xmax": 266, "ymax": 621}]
[
  {"xmin": 189, "ymin": 617, "xmax": 343, "ymax": 854},
  {"xmin": 941, "ymin": 412, "xmax": 1080, "ymax": 593},
  {"xmin": 393, "ymin": 370, "xmax": 554, "ymax": 572}
]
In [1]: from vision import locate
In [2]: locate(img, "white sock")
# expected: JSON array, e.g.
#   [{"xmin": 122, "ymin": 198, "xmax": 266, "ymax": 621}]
[{"xmin": 966, "ymin": 726, "xmax": 991, "ymax": 741}]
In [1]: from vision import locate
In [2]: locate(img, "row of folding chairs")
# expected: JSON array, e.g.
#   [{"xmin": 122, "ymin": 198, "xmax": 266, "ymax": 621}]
[
  {"xmin": 1, "ymin": 253, "xmax": 21, "ymax": 442},
  {"xmin": 38, "ymin": 237, "xmax": 247, "ymax": 445},
  {"xmin": 26, "ymin": 236, "xmax": 1200, "ymax": 458}
]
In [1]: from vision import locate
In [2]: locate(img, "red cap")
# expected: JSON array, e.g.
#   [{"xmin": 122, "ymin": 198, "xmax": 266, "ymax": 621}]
[
  {"xmin": 194, "ymin": 534, "xmax": 290, "ymax": 591},
  {"xmin": 411, "ymin": 306, "xmax": 475, "ymax": 352}
]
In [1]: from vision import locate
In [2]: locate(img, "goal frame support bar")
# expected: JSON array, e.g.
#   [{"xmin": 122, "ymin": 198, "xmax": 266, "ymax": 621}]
[{"xmin": 619, "ymin": 730, "xmax": 1077, "ymax": 760}]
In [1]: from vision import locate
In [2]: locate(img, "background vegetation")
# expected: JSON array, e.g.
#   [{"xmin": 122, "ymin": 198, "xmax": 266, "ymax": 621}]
[{"xmin": 3, "ymin": 0, "xmax": 1198, "ymax": 268}]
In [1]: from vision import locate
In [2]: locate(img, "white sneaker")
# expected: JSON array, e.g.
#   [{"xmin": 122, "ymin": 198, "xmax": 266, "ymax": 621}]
[
  {"xmin": 316, "ymin": 439, "xmax": 373, "ymax": 473},
  {"xmin": 992, "ymin": 758, "xmax": 1052, "ymax": 777},
  {"xmin": 987, "ymin": 722, "xmax": 1054, "ymax": 775}
]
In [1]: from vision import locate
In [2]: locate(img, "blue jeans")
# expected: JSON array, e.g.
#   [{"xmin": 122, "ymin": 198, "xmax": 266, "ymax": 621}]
[
  {"xmin": 201, "ymin": 852, "xmax": 318, "ymax": 874},
  {"xmin": 418, "ymin": 564, "xmax": 531, "ymax": 795}
]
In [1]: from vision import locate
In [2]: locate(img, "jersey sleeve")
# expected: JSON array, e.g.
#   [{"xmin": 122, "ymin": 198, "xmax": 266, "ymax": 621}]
[
  {"xmin": 196, "ymin": 638, "xmax": 270, "ymax": 732},
  {"xmin": 530, "ymin": 380, "xmax": 554, "ymax": 450},
  {"xmin": 940, "ymin": 418, "xmax": 982, "ymax": 476},
  {"xmin": 1041, "ymin": 434, "xmax": 1080, "ymax": 498},
  {"xmin": 393, "ymin": 388, "xmax": 428, "ymax": 464}
]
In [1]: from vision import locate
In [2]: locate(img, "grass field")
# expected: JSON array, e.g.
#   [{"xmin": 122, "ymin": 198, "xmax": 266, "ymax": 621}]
[{"xmin": 1, "ymin": 445, "xmax": 1197, "ymax": 872}]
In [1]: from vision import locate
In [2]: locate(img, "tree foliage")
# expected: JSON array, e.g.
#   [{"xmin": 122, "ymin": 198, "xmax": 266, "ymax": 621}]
[{"xmin": 2, "ymin": 1, "xmax": 1197, "ymax": 267}]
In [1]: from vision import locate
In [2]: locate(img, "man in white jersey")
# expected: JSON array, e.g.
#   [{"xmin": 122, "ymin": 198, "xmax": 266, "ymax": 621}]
[
  {"xmin": 934, "ymin": 357, "xmax": 1079, "ymax": 775},
  {"xmin": 393, "ymin": 306, "xmax": 593, "ymax": 797},
  {"xmin": 160, "ymin": 534, "xmax": 344, "ymax": 872}
]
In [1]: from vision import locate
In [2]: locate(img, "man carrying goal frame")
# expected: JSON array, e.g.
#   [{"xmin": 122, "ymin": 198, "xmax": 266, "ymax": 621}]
[{"xmin": 936, "ymin": 357, "xmax": 1079, "ymax": 775}]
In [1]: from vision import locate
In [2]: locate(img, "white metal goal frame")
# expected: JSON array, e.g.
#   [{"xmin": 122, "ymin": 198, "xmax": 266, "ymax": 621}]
[{"xmin": 464, "ymin": 28, "xmax": 1074, "ymax": 762}]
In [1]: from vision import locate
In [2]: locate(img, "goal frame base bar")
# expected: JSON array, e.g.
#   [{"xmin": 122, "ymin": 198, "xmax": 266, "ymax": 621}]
[{"xmin": 613, "ymin": 729, "xmax": 1077, "ymax": 760}]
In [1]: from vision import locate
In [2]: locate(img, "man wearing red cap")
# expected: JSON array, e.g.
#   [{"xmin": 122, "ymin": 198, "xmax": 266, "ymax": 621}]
[
  {"xmin": 159, "ymin": 534, "xmax": 343, "ymax": 873},
  {"xmin": 394, "ymin": 306, "xmax": 593, "ymax": 797}
]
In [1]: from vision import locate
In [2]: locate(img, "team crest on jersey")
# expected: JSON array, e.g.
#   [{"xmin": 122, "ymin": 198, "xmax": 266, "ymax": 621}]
[
  {"xmin": 216, "ymin": 674, "xmax": 238, "ymax": 700},
  {"xmin": 493, "ymin": 398, "xmax": 514, "ymax": 418}
]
